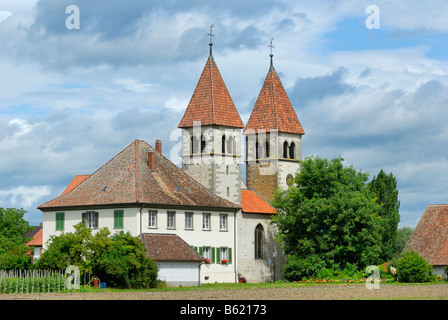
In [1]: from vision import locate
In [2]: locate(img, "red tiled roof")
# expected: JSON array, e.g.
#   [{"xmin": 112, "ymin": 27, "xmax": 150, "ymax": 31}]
[
  {"xmin": 26, "ymin": 228, "xmax": 42, "ymax": 247},
  {"xmin": 243, "ymin": 58, "xmax": 305, "ymax": 135},
  {"xmin": 178, "ymin": 52, "xmax": 244, "ymax": 128},
  {"xmin": 241, "ymin": 189, "xmax": 276, "ymax": 215},
  {"xmin": 38, "ymin": 140, "xmax": 240, "ymax": 211},
  {"xmin": 140, "ymin": 233, "xmax": 204, "ymax": 262},
  {"xmin": 404, "ymin": 204, "xmax": 448, "ymax": 265},
  {"xmin": 62, "ymin": 175, "xmax": 90, "ymax": 195}
]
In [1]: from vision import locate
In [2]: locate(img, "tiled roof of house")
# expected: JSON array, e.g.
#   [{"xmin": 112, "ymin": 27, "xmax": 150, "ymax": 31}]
[
  {"xmin": 241, "ymin": 189, "xmax": 276, "ymax": 215},
  {"xmin": 178, "ymin": 48, "xmax": 244, "ymax": 129},
  {"xmin": 243, "ymin": 56, "xmax": 305, "ymax": 135},
  {"xmin": 38, "ymin": 140, "xmax": 240, "ymax": 211},
  {"xmin": 404, "ymin": 204, "xmax": 448, "ymax": 265},
  {"xmin": 140, "ymin": 233, "xmax": 204, "ymax": 262},
  {"xmin": 26, "ymin": 227, "xmax": 42, "ymax": 247},
  {"xmin": 61, "ymin": 175, "xmax": 90, "ymax": 195}
]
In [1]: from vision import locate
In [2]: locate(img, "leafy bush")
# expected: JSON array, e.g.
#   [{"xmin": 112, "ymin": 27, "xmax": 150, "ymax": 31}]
[
  {"xmin": 316, "ymin": 267, "xmax": 334, "ymax": 279},
  {"xmin": 282, "ymin": 254, "xmax": 326, "ymax": 281},
  {"xmin": 397, "ymin": 250, "xmax": 433, "ymax": 283},
  {"xmin": 37, "ymin": 223, "xmax": 158, "ymax": 289},
  {"xmin": 91, "ymin": 230, "xmax": 158, "ymax": 289}
]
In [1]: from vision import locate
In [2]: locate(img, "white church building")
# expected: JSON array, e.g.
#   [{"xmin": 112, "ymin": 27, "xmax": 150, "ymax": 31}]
[{"xmin": 38, "ymin": 36, "xmax": 305, "ymax": 286}]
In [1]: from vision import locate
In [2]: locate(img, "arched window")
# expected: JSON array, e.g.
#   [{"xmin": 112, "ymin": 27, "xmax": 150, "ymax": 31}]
[
  {"xmin": 227, "ymin": 136, "xmax": 233, "ymax": 154},
  {"xmin": 222, "ymin": 135, "xmax": 226, "ymax": 154},
  {"xmin": 201, "ymin": 135, "xmax": 206, "ymax": 153},
  {"xmin": 283, "ymin": 141, "xmax": 288, "ymax": 158},
  {"xmin": 265, "ymin": 140, "xmax": 270, "ymax": 158},
  {"xmin": 255, "ymin": 224, "xmax": 264, "ymax": 259},
  {"xmin": 289, "ymin": 142, "xmax": 295, "ymax": 159},
  {"xmin": 191, "ymin": 136, "xmax": 199, "ymax": 154}
]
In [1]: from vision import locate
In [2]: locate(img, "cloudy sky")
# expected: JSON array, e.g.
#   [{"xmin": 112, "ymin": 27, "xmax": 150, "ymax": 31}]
[{"xmin": 0, "ymin": 0, "xmax": 447, "ymax": 228}]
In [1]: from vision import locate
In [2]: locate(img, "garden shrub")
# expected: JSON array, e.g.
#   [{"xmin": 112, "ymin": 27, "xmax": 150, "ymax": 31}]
[
  {"xmin": 282, "ymin": 254, "xmax": 326, "ymax": 281},
  {"xmin": 397, "ymin": 250, "xmax": 433, "ymax": 283}
]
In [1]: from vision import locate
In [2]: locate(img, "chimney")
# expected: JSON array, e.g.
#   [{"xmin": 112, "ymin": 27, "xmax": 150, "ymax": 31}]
[
  {"xmin": 148, "ymin": 150, "xmax": 155, "ymax": 171},
  {"xmin": 155, "ymin": 139, "xmax": 162, "ymax": 154}
]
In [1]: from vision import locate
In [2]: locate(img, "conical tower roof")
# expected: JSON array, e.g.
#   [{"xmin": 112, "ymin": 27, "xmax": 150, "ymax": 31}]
[
  {"xmin": 243, "ymin": 54, "xmax": 304, "ymax": 135},
  {"xmin": 178, "ymin": 44, "xmax": 244, "ymax": 128}
]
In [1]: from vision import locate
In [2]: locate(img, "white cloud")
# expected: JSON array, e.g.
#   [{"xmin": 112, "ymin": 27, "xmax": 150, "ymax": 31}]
[
  {"xmin": 0, "ymin": 10, "xmax": 13, "ymax": 23},
  {"xmin": 115, "ymin": 78, "xmax": 153, "ymax": 93},
  {"xmin": 0, "ymin": 185, "xmax": 50, "ymax": 208}
]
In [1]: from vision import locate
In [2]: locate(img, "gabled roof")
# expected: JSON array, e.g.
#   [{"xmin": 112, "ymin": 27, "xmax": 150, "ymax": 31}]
[
  {"xmin": 241, "ymin": 189, "xmax": 276, "ymax": 215},
  {"xmin": 61, "ymin": 175, "xmax": 90, "ymax": 195},
  {"xmin": 26, "ymin": 227, "xmax": 42, "ymax": 247},
  {"xmin": 140, "ymin": 233, "xmax": 204, "ymax": 262},
  {"xmin": 178, "ymin": 47, "xmax": 244, "ymax": 129},
  {"xmin": 38, "ymin": 140, "xmax": 240, "ymax": 211},
  {"xmin": 404, "ymin": 204, "xmax": 448, "ymax": 265},
  {"xmin": 243, "ymin": 55, "xmax": 305, "ymax": 135}
]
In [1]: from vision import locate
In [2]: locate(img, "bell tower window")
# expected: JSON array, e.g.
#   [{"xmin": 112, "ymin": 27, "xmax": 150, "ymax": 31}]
[
  {"xmin": 283, "ymin": 141, "xmax": 288, "ymax": 158},
  {"xmin": 201, "ymin": 135, "xmax": 206, "ymax": 153},
  {"xmin": 289, "ymin": 142, "xmax": 295, "ymax": 159}
]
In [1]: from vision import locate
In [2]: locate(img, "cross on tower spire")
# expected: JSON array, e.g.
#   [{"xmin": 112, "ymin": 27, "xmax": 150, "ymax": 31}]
[
  {"xmin": 268, "ymin": 37, "xmax": 275, "ymax": 70},
  {"xmin": 208, "ymin": 24, "xmax": 215, "ymax": 58}
]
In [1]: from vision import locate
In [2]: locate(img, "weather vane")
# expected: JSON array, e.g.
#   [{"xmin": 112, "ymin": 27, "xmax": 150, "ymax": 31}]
[{"xmin": 208, "ymin": 24, "xmax": 215, "ymax": 45}]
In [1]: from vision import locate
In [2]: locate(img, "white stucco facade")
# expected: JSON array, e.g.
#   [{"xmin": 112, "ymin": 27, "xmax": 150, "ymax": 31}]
[{"xmin": 42, "ymin": 206, "xmax": 237, "ymax": 284}]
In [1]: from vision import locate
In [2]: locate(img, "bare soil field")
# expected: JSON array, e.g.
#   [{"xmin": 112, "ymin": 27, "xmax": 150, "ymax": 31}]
[{"xmin": 1, "ymin": 283, "xmax": 448, "ymax": 300}]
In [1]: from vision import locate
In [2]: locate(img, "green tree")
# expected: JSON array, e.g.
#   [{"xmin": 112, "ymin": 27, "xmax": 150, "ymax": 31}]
[
  {"xmin": 37, "ymin": 223, "xmax": 158, "ymax": 288},
  {"xmin": 0, "ymin": 208, "xmax": 33, "ymax": 270},
  {"xmin": 368, "ymin": 169, "xmax": 400, "ymax": 261},
  {"xmin": 395, "ymin": 227, "xmax": 414, "ymax": 254},
  {"xmin": 36, "ymin": 222, "xmax": 93, "ymax": 273},
  {"xmin": 91, "ymin": 230, "xmax": 158, "ymax": 289},
  {"xmin": 271, "ymin": 156, "xmax": 383, "ymax": 280}
]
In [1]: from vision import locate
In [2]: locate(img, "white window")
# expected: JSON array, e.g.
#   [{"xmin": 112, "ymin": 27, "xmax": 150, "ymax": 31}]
[
  {"xmin": 220, "ymin": 247, "xmax": 227, "ymax": 261},
  {"xmin": 220, "ymin": 214, "xmax": 228, "ymax": 231},
  {"xmin": 202, "ymin": 213, "xmax": 211, "ymax": 230},
  {"xmin": 149, "ymin": 210, "xmax": 157, "ymax": 228},
  {"xmin": 82, "ymin": 211, "xmax": 98, "ymax": 229},
  {"xmin": 203, "ymin": 247, "xmax": 211, "ymax": 260},
  {"xmin": 167, "ymin": 211, "xmax": 176, "ymax": 229},
  {"xmin": 185, "ymin": 212, "xmax": 193, "ymax": 230}
]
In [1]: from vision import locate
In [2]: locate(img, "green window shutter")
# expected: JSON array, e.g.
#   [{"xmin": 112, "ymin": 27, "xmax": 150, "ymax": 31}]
[
  {"xmin": 94, "ymin": 212, "xmax": 99, "ymax": 229},
  {"xmin": 114, "ymin": 210, "xmax": 123, "ymax": 229},
  {"xmin": 194, "ymin": 246, "xmax": 198, "ymax": 253},
  {"xmin": 56, "ymin": 212, "xmax": 64, "ymax": 230},
  {"xmin": 211, "ymin": 247, "xmax": 215, "ymax": 263},
  {"xmin": 199, "ymin": 247, "xmax": 203, "ymax": 256},
  {"xmin": 216, "ymin": 247, "xmax": 220, "ymax": 263},
  {"xmin": 82, "ymin": 212, "xmax": 87, "ymax": 227},
  {"xmin": 228, "ymin": 248, "xmax": 232, "ymax": 264}
]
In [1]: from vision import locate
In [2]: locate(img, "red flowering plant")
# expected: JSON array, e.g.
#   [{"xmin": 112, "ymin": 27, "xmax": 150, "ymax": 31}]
[
  {"xmin": 204, "ymin": 258, "xmax": 211, "ymax": 264},
  {"xmin": 221, "ymin": 259, "xmax": 229, "ymax": 264}
]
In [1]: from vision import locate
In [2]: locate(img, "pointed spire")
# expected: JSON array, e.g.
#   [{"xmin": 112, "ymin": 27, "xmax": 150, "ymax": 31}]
[
  {"xmin": 178, "ymin": 26, "xmax": 244, "ymax": 129},
  {"xmin": 243, "ymin": 42, "xmax": 304, "ymax": 135}
]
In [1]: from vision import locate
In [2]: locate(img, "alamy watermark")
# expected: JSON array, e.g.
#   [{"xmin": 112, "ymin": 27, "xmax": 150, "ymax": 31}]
[
  {"xmin": 65, "ymin": 265, "xmax": 80, "ymax": 290},
  {"xmin": 365, "ymin": 5, "xmax": 380, "ymax": 30},
  {"xmin": 65, "ymin": 5, "xmax": 80, "ymax": 30}
]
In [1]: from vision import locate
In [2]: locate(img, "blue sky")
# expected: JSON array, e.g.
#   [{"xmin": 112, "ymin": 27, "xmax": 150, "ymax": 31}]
[{"xmin": 0, "ymin": 0, "xmax": 447, "ymax": 229}]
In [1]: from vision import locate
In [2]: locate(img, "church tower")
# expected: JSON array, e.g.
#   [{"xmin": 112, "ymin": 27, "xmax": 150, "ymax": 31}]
[
  {"xmin": 178, "ymin": 27, "xmax": 245, "ymax": 205},
  {"xmin": 243, "ymin": 46, "xmax": 305, "ymax": 201}
]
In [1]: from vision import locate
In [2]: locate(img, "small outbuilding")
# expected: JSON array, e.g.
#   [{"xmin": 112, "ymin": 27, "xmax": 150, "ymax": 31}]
[
  {"xmin": 404, "ymin": 204, "xmax": 448, "ymax": 277},
  {"xmin": 140, "ymin": 233, "xmax": 204, "ymax": 286}
]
